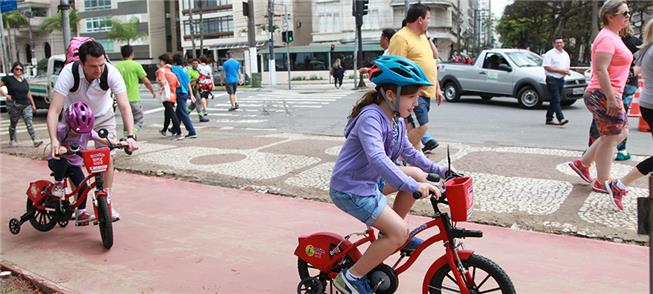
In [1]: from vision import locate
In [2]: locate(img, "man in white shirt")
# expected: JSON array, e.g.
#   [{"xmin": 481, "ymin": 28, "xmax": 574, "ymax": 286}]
[
  {"xmin": 47, "ymin": 41, "xmax": 138, "ymax": 221},
  {"xmin": 542, "ymin": 36, "xmax": 571, "ymax": 125}
]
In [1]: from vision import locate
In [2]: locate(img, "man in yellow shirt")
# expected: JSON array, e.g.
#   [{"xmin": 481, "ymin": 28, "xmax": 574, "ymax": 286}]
[{"xmin": 387, "ymin": 3, "xmax": 443, "ymax": 152}]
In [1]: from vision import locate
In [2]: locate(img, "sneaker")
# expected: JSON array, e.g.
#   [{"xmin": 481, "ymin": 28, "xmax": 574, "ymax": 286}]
[
  {"xmin": 228, "ymin": 107, "xmax": 237, "ymax": 112},
  {"xmin": 615, "ymin": 151, "xmax": 631, "ymax": 161},
  {"xmin": 568, "ymin": 159, "xmax": 594, "ymax": 183},
  {"xmin": 33, "ymin": 140, "xmax": 43, "ymax": 148},
  {"xmin": 591, "ymin": 180, "xmax": 608, "ymax": 193},
  {"xmin": 606, "ymin": 180, "xmax": 628, "ymax": 210},
  {"xmin": 235, "ymin": 102, "xmax": 240, "ymax": 109},
  {"xmin": 51, "ymin": 182, "xmax": 66, "ymax": 197},
  {"xmin": 111, "ymin": 207, "xmax": 121, "ymax": 222},
  {"xmin": 9, "ymin": 140, "xmax": 17, "ymax": 147},
  {"xmin": 173, "ymin": 133, "xmax": 184, "ymax": 141},
  {"xmin": 199, "ymin": 116, "xmax": 210, "ymax": 123},
  {"xmin": 401, "ymin": 236, "xmax": 424, "ymax": 255},
  {"xmin": 159, "ymin": 129, "xmax": 168, "ymax": 137},
  {"xmin": 333, "ymin": 268, "xmax": 372, "ymax": 294},
  {"xmin": 421, "ymin": 139, "xmax": 439, "ymax": 153},
  {"xmin": 558, "ymin": 118, "xmax": 569, "ymax": 125},
  {"xmin": 185, "ymin": 133, "xmax": 198, "ymax": 139},
  {"xmin": 546, "ymin": 120, "xmax": 559, "ymax": 125},
  {"xmin": 75, "ymin": 210, "xmax": 95, "ymax": 225}
]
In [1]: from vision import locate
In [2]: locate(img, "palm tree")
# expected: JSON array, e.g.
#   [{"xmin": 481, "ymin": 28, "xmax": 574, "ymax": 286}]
[
  {"xmin": 2, "ymin": 11, "xmax": 29, "ymax": 63},
  {"xmin": 107, "ymin": 17, "xmax": 147, "ymax": 45},
  {"xmin": 38, "ymin": 9, "xmax": 79, "ymax": 35}
]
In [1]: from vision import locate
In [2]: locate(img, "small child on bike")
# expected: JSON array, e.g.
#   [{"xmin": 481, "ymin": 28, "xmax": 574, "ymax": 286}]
[
  {"xmin": 330, "ymin": 55, "xmax": 448, "ymax": 294},
  {"xmin": 48, "ymin": 101, "xmax": 111, "ymax": 223}
]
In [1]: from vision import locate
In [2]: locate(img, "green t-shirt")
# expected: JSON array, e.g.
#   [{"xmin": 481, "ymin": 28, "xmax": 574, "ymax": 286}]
[
  {"xmin": 115, "ymin": 60, "xmax": 147, "ymax": 102},
  {"xmin": 187, "ymin": 66, "xmax": 200, "ymax": 89}
]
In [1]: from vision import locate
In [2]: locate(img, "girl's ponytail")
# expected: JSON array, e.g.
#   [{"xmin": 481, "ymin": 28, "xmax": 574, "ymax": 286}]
[{"xmin": 349, "ymin": 87, "xmax": 383, "ymax": 118}]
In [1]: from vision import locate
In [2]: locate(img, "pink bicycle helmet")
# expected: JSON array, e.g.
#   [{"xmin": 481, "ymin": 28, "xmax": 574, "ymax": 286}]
[{"xmin": 66, "ymin": 101, "xmax": 94, "ymax": 133}]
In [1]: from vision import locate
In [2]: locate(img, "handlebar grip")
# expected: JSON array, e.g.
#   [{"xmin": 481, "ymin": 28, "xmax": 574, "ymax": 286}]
[
  {"xmin": 426, "ymin": 173, "xmax": 441, "ymax": 183},
  {"xmin": 413, "ymin": 191, "xmax": 422, "ymax": 199}
]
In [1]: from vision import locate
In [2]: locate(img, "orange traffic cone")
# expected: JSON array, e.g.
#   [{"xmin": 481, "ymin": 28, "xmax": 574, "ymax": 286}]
[{"xmin": 636, "ymin": 77, "xmax": 650, "ymax": 132}]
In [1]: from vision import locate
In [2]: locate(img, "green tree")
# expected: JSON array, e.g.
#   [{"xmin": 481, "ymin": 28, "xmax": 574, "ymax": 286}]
[
  {"xmin": 38, "ymin": 9, "xmax": 80, "ymax": 35},
  {"xmin": 107, "ymin": 17, "xmax": 147, "ymax": 45},
  {"xmin": 2, "ymin": 11, "xmax": 29, "ymax": 63}
]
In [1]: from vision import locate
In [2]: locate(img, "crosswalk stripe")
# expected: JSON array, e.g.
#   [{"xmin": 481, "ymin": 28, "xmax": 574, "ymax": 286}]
[
  {"xmin": 0, "ymin": 125, "xmax": 48, "ymax": 136},
  {"xmin": 241, "ymin": 98, "xmax": 337, "ymax": 102},
  {"xmin": 203, "ymin": 118, "xmax": 268, "ymax": 124}
]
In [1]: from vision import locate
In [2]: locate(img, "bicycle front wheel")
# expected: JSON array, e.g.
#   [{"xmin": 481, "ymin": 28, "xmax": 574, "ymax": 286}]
[
  {"xmin": 97, "ymin": 196, "xmax": 113, "ymax": 249},
  {"xmin": 427, "ymin": 254, "xmax": 515, "ymax": 294}
]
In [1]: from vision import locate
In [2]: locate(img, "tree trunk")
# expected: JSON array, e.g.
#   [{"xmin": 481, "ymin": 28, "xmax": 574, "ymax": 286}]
[
  {"xmin": 188, "ymin": 0, "xmax": 197, "ymax": 58},
  {"xmin": 199, "ymin": 0, "xmax": 204, "ymax": 57}
]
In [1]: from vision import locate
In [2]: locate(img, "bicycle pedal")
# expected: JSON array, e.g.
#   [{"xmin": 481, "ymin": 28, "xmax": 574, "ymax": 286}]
[
  {"xmin": 92, "ymin": 220, "xmax": 99, "ymax": 226},
  {"xmin": 75, "ymin": 221, "xmax": 90, "ymax": 227}
]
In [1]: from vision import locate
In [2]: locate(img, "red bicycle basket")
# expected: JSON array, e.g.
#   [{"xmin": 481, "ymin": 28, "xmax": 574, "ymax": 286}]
[
  {"xmin": 82, "ymin": 148, "xmax": 111, "ymax": 174},
  {"xmin": 444, "ymin": 176, "xmax": 474, "ymax": 222}
]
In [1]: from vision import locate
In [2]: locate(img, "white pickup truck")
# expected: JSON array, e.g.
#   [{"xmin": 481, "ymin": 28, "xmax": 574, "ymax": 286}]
[
  {"xmin": 438, "ymin": 49, "xmax": 588, "ymax": 109},
  {"xmin": 29, "ymin": 54, "xmax": 66, "ymax": 110}
]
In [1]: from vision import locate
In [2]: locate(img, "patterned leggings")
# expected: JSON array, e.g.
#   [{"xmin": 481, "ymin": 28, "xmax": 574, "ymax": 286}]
[{"xmin": 7, "ymin": 102, "xmax": 37, "ymax": 141}]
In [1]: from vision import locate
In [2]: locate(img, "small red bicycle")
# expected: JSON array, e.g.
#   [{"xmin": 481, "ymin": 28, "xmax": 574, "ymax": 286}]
[
  {"xmin": 8, "ymin": 129, "xmax": 130, "ymax": 249},
  {"xmin": 295, "ymin": 148, "xmax": 515, "ymax": 294}
]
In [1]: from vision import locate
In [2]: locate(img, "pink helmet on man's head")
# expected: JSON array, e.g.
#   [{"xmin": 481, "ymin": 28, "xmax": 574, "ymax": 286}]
[{"xmin": 66, "ymin": 101, "xmax": 94, "ymax": 133}]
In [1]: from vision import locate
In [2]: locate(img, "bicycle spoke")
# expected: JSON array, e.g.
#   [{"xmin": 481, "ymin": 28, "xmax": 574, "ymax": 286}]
[
  {"xmin": 476, "ymin": 272, "xmax": 492, "ymax": 289},
  {"xmin": 429, "ymin": 285, "xmax": 462, "ymax": 293},
  {"xmin": 479, "ymin": 287, "xmax": 502, "ymax": 293},
  {"xmin": 472, "ymin": 266, "xmax": 477, "ymax": 281},
  {"xmin": 446, "ymin": 273, "xmax": 457, "ymax": 284}
]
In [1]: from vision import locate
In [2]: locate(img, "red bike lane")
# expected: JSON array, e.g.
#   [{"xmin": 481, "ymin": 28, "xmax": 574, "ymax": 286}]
[{"xmin": 0, "ymin": 154, "xmax": 648, "ymax": 293}]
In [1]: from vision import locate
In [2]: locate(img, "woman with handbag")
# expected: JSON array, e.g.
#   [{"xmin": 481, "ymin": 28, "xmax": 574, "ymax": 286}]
[{"xmin": 156, "ymin": 53, "xmax": 183, "ymax": 140}]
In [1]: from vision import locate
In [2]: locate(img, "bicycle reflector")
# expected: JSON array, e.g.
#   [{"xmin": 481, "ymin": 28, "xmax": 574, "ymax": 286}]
[{"xmin": 444, "ymin": 177, "xmax": 474, "ymax": 222}]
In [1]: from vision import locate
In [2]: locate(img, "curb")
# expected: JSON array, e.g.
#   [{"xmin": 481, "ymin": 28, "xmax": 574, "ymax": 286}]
[{"xmin": 0, "ymin": 260, "xmax": 77, "ymax": 294}]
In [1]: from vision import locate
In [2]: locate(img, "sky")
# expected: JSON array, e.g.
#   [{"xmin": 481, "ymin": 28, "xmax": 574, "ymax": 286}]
[{"xmin": 491, "ymin": 0, "xmax": 512, "ymax": 19}]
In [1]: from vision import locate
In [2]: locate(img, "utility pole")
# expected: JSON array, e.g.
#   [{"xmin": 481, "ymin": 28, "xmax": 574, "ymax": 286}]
[
  {"xmin": 60, "ymin": 0, "xmax": 72, "ymax": 49},
  {"xmin": 25, "ymin": 9, "xmax": 35, "ymax": 69},
  {"xmin": 188, "ymin": 0, "xmax": 196, "ymax": 58},
  {"xmin": 404, "ymin": 0, "xmax": 409, "ymax": 17},
  {"xmin": 354, "ymin": 0, "xmax": 366, "ymax": 88},
  {"xmin": 267, "ymin": 0, "xmax": 277, "ymax": 86},
  {"xmin": 283, "ymin": 1, "xmax": 291, "ymax": 90},
  {"xmin": 246, "ymin": 0, "xmax": 257, "ymax": 74},
  {"xmin": 0, "ymin": 12, "xmax": 9, "ymax": 73}
]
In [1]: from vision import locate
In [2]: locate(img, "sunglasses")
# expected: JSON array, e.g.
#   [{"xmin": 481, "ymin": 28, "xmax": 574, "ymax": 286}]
[
  {"xmin": 617, "ymin": 10, "xmax": 630, "ymax": 17},
  {"xmin": 14, "ymin": 68, "xmax": 23, "ymax": 71}
]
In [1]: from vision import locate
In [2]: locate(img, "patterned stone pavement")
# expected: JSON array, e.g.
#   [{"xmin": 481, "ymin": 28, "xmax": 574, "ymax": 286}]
[{"xmin": 108, "ymin": 132, "xmax": 649, "ymax": 243}]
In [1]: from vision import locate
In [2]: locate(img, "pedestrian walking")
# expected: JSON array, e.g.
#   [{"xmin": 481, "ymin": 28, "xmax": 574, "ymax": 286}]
[
  {"xmin": 187, "ymin": 58, "xmax": 209, "ymax": 122},
  {"xmin": 156, "ymin": 53, "xmax": 182, "ymax": 140},
  {"xmin": 568, "ymin": 0, "xmax": 633, "ymax": 201},
  {"xmin": 197, "ymin": 55, "xmax": 214, "ymax": 108},
  {"xmin": 0, "ymin": 62, "xmax": 43, "ymax": 147},
  {"xmin": 387, "ymin": 3, "xmax": 443, "ymax": 152},
  {"xmin": 610, "ymin": 18, "xmax": 653, "ymax": 210},
  {"xmin": 171, "ymin": 53, "xmax": 198, "ymax": 139},
  {"xmin": 359, "ymin": 29, "xmax": 396, "ymax": 75},
  {"xmin": 331, "ymin": 58, "xmax": 345, "ymax": 89},
  {"xmin": 115, "ymin": 45, "xmax": 156, "ymax": 136},
  {"xmin": 542, "ymin": 36, "xmax": 571, "ymax": 126},
  {"xmin": 221, "ymin": 52, "xmax": 243, "ymax": 111}
]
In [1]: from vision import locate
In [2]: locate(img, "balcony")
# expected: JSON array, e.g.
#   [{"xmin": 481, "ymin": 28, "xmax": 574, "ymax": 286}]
[
  {"xmin": 183, "ymin": 32, "xmax": 234, "ymax": 40},
  {"xmin": 390, "ymin": 0, "xmax": 454, "ymax": 8}
]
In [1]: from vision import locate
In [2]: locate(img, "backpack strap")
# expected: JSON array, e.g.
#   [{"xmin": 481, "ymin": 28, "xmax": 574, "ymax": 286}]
[
  {"xmin": 70, "ymin": 62, "xmax": 80, "ymax": 93},
  {"xmin": 69, "ymin": 61, "xmax": 110, "ymax": 92}
]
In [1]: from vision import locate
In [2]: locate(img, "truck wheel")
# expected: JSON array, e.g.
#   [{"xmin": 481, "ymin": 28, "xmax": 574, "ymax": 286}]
[
  {"xmin": 517, "ymin": 86, "xmax": 542, "ymax": 109},
  {"xmin": 561, "ymin": 100, "xmax": 576, "ymax": 107},
  {"xmin": 443, "ymin": 82, "xmax": 461, "ymax": 102}
]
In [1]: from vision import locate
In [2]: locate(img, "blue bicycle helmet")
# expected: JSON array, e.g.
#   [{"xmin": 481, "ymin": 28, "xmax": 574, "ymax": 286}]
[
  {"xmin": 367, "ymin": 56, "xmax": 432, "ymax": 115},
  {"xmin": 368, "ymin": 55, "xmax": 432, "ymax": 87}
]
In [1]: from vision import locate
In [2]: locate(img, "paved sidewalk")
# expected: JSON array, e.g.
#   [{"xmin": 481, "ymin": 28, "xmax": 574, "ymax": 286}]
[{"xmin": 0, "ymin": 154, "xmax": 648, "ymax": 293}]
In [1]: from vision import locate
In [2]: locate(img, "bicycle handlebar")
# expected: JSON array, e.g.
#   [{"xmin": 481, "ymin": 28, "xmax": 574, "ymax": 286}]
[{"xmin": 57, "ymin": 141, "xmax": 132, "ymax": 157}]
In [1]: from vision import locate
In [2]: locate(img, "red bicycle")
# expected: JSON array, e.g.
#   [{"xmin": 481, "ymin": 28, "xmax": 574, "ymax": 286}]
[
  {"xmin": 294, "ymin": 149, "xmax": 515, "ymax": 294},
  {"xmin": 8, "ymin": 129, "xmax": 130, "ymax": 249}
]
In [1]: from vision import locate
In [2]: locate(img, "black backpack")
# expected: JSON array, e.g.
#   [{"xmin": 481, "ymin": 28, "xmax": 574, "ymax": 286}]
[{"xmin": 69, "ymin": 61, "xmax": 110, "ymax": 93}]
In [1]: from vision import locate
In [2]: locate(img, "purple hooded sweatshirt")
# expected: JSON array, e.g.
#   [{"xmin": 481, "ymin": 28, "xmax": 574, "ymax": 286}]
[{"xmin": 330, "ymin": 104, "xmax": 447, "ymax": 196}]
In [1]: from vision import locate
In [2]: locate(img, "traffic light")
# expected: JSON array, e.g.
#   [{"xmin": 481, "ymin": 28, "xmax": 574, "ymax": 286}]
[
  {"xmin": 354, "ymin": 0, "xmax": 369, "ymax": 16},
  {"xmin": 361, "ymin": 0, "xmax": 369, "ymax": 15},
  {"xmin": 282, "ymin": 31, "xmax": 294, "ymax": 43}
]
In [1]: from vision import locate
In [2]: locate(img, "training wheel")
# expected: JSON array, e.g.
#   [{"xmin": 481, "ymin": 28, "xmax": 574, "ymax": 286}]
[
  {"xmin": 9, "ymin": 218, "xmax": 21, "ymax": 235},
  {"xmin": 58, "ymin": 219, "xmax": 69, "ymax": 228},
  {"xmin": 296, "ymin": 277, "xmax": 324, "ymax": 294}
]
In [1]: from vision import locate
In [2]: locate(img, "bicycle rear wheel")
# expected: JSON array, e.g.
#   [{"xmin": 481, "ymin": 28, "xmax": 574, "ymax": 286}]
[
  {"xmin": 27, "ymin": 198, "xmax": 57, "ymax": 232},
  {"xmin": 427, "ymin": 254, "xmax": 515, "ymax": 294},
  {"xmin": 97, "ymin": 196, "xmax": 113, "ymax": 249}
]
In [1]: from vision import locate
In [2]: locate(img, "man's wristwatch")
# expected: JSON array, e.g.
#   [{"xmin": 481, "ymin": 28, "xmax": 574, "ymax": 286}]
[{"xmin": 127, "ymin": 135, "xmax": 137, "ymax": 141}]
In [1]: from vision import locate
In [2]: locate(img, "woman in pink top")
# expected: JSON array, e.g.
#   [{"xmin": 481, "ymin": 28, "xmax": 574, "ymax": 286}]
[{"xmin": 568, "ymin": 0, "xmax": 632, "ymax": 208}]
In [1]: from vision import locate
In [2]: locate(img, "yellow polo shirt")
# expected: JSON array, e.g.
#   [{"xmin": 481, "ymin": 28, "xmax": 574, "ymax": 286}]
[{"xmin": 387, "ymin": 27, "xmax": 437, "ymax": 98}]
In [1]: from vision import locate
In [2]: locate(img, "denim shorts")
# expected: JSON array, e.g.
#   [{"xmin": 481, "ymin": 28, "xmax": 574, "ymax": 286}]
[
  {"xmin": 408, "ymin": 96, "xmax": 431, "ymax": 127},
  {"xmin": 330, "ymin": 181, "xmax": 387, "ymax": 227}
]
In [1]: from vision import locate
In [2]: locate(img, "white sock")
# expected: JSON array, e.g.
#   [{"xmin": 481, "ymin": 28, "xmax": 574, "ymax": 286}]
[
  {"xmin": 615, "ymin": 180, "xmax": 627, "ymax": 189},
  {"xmin": 346, "ymin": 269, "xmax": 363, "ymax": 280}
]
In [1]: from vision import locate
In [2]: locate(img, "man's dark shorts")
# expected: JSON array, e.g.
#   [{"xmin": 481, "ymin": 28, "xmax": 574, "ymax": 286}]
[
  {"xmin": 408, "ymin": 96, "xmax": 431, "ymax": 127},
  {"xmin": 226, "ymin": 83, "xmax": 238, "ymax": 95}
]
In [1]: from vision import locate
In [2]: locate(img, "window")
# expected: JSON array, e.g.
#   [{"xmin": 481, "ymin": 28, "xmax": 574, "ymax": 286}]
[
  {"xmin": 183, "ymin": 16, "xmax": 234, "ymax": 36},
  {"xmin": 86, "ymin": 17, "xmax": 112, "ymax": 32},
  {"xmin": 85, "ymin": 0, "xmax": 111, "ymax": 11},
  {"xmin": 318, "ymin": 12, "xmax": 340, "ymax": 33},
  {"xmin": 96, "ymin": 39, "xmax": 114, "ymax": 53},
  {"xmin": 183, "ymin": 0, "xmax": 232, "ymax": 10}
]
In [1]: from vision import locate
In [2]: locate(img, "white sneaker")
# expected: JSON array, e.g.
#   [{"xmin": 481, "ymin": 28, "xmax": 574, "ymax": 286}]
[
  {"xmin": 9, "ymin": 140, "xmax": 17, "ymax": 147},
  {"xmin": 111, "ymin": 207, "xmax": 120, "ymax": 222},
  {"xmin": 51, "ymin": 182, "xmax": 66, "ymax": 197}
]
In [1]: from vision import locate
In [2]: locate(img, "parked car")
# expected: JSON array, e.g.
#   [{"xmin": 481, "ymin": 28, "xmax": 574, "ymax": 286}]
[{"xmin": 438, "ymin": 49, "xmax": 587, "ymax": 109}]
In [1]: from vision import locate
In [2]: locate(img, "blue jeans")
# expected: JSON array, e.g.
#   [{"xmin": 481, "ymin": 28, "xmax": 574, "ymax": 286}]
[
  {"xmin": 546, "ymin": 76, "xmax": 565, "ymax": 122},
  {"xmin": 175, "ymin": 93, "xmax": 196, "ymax": 136}
]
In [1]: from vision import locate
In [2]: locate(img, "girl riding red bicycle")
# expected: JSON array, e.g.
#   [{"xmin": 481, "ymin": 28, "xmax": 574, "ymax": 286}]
[
  {"xmin": 48, "ymin": 101, "xmax": 111, "ymax": 224},
  {"xmin": 329, "ymin": 55, "xmax": 448, "ymax": 293}
]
